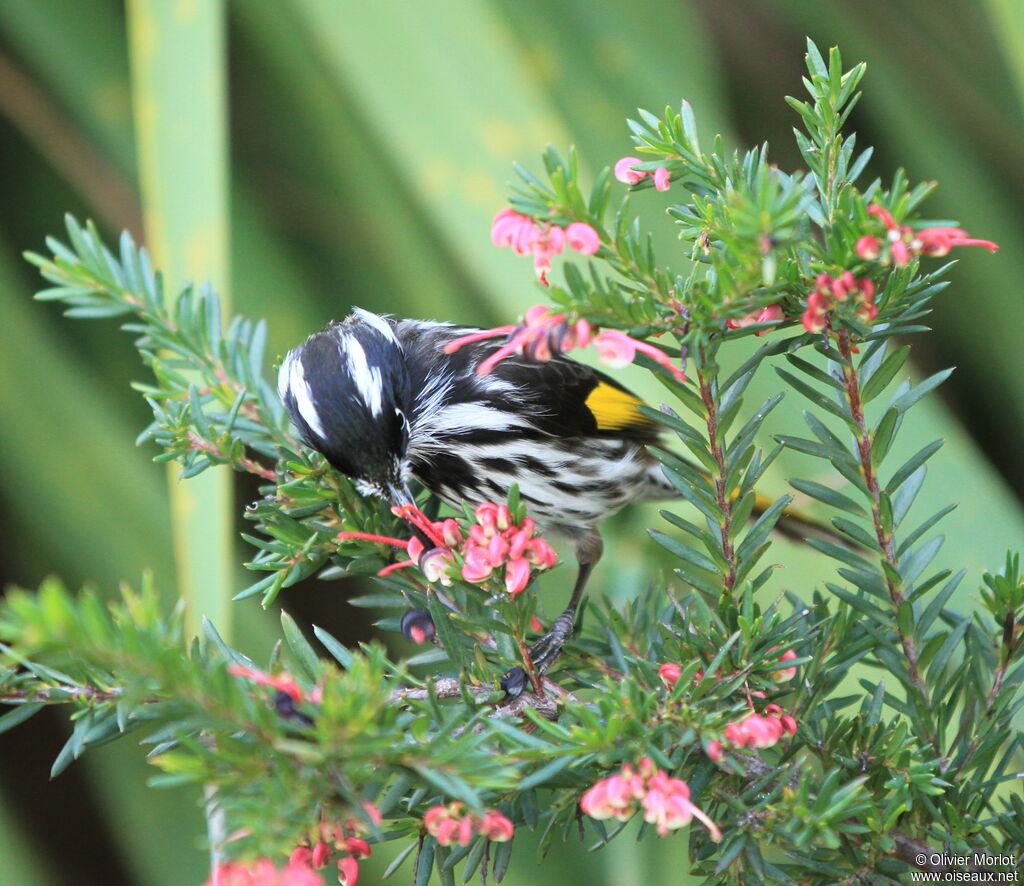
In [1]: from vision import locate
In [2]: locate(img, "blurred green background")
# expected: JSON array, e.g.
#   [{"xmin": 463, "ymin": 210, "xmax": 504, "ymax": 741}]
[{"xmin": 0, "ymin": 1, "xmax": 1022, "ymax": 883}]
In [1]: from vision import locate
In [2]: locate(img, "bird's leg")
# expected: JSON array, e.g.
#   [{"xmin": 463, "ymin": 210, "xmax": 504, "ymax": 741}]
[
  {"xmin": 525, "ymin": 559, "xmax": 594, "ymax": 674},
  {"xmin": 502, "ymin": 532, "xmax": 602, "ymax": 695}
]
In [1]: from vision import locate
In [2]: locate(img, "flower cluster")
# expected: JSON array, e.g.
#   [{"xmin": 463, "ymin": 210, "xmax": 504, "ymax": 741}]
[
  {"xmin": 614, "ymin": 156, "xmax": 671, "ymax": 191},
  {"xmin": 722, "ymin": 703, "xmax": 797, "ymax": 750},
  {"xmin": 406, "ymin": 502, "xmax": 557, "ymax": 597},
  {"xmin": 725, "ymin": 303, "xmax": 784, "ymax": 336},
  {"xmin": 579, "ymin": 758, "xmax": 721, "ymax": 842},
  {"xmin": 858, "ymin": 204, "xmax": 998, "ymax": 266},
  {"xmin": 202, "ymin": 860, "xmax": 320, "ymax": 886},
  {"xmin": 289, "ymin": 804, "xmax": 382, "ymax": 886},
  {"xmin": 337, "ymin": 502, "xmax": 557, "ymax": 598},
  {"xmin": 490, "ymin": 209, "xmax": 600, "ymax": 283},
  {"xmin": 423, "ymin": 803, "xmax": 514, "ymax": 846},
  {"xmin": 444, "ymin": 304, "xmax": 687, "ymax": 382},
  {"xmin": 802, "ymin": 271, "xmax": 877, "ymax": 333}
]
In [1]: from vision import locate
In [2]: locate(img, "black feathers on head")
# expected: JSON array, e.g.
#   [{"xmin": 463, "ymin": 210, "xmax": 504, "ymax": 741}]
[{"xmin": 278, "ymin": 309, "xmax": 411, "ymax": 489}]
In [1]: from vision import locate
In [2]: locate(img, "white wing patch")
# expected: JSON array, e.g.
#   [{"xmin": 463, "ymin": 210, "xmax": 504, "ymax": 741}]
[
  {"xmin": 345, "ymin": 337, "xmax": 384, "ymax": 417},
  {"xmin": 280, "ymin": 351, "xmax": 327, "ymax": 439}
]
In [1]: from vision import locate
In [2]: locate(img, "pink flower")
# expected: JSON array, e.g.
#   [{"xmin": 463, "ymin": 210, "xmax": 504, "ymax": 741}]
[
  {"xmin": 740, "ymin": 713, "xmax": 784, "ymax": 748},
  {"xmin": 491, "ymin": 209, "xmax": 538, "ymax": 255},
  {"xmin": 525, "ymin": 537, "xmax": 557, "ymax": 568},
  {"xmin": 423, "ymin": 805, "xmax": 451, "ymax": 832},
  {"xmin": 726, "ymin": 303, "xmax": 784, "ymax": 335},
  {"xmin": 504, "ymin": 557, "xmax": 532, "ymax": 595},
  {"xmin": 653, "ymin": 167, "xmax": 671, "ymax": 191},
  {"xmin": 856, "ymin": 235, "xmax": 880, "ymax": 260},
  {"xmin": 227, "ymin": 664, "xmax": 305, "ymax": 704},
  {"xmin": 310, "ymin": 841, "xmax": 331, "ymax": 868},
  {"xmin": 423, "ymin": 804, "xmax": 515, "ymax": 846},
  {"xmin": 771, "ymin": 647, "xmax": 798, "ymax": 682},
  {"xmin": 461, "ymin": 545, "xmax": 494, "ymax": 583},
  {"xmin": 203, "ymin": 859, "xmax": 322, "ymax": 886},
  {"xmin": 594, "ymin": 329, "xmax": 687, "ymax": 382},
  {"xmin": 890, "ymin": 238, "xmax": 911, "ymax": 266},
  {"xmin": 658, "ymin": 662, "xmax": 681, "ymax": 687},
  {"xmin": 419, "ymin": 547, "xmax": 456, "ymax": 585},
  {"xmin": 706, "ymin": 740, "xmax": 724, "ymax": 763},
  {"xmin": 580, "ymin": 763, "xmax": 721, "ymax": 842},
  {"xmin": 863, "ymin": 204, "xmax": 998, "ymax": 265},
  {"xmin": 614, "ymin": 156, "xmax": 646, "ymax": 185},
  {"xmin": 565, "ymin": 222, "xmax": 601, "ymax": 255},
  {"xmin": 721, "ymin": 704, "xmax": 797, "ymax": 750},
  {"xmin": 339, "ymin": 837, "xmax": 371, "ymax": 860},
  {"xmin": 802, "ymin": 272, "xmax": 877, "ymax": 333},
  {"xmin": 478, "ymin": 810, "xmax": 515, "ymax": 842},
  {"xmin": 592, "ymin": 328, "xmax": 635, "ymax": 368},
  {"xmin": 337, "ymin": 856, "xmax": 360, "ymax": 886},
  {"xmin": 915, "ymin": 226, "xmax": 999, "ymax": 257}
]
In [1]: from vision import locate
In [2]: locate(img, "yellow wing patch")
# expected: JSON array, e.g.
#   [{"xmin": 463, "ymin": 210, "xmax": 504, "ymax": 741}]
[{"xmin": 585, "ymin": 381, "xmax": 653, "ymax": 431}]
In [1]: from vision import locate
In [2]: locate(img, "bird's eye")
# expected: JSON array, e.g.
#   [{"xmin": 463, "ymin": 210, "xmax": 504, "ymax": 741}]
[{"xmin": 395, "ymin": 408, "xmax": 408, "ymax": 427}]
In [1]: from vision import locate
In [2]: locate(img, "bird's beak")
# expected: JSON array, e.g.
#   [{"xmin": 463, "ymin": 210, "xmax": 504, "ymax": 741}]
[
  {"xmin": 386, "ymin": 482, "xmax": 415, "ymax": 510},
  {"xmin": 385, "ymin": 482, "xmax": 433, "ymax": 549}
]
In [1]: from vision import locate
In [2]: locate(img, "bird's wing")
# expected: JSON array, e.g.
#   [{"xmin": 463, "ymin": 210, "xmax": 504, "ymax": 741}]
[
  {"xmin": 489, "ymin": 355, "xmax": 662, "ymax": 441},
  {"xmin": 395, "ymin": 319, "xmax": 662, "ymax": 443}
]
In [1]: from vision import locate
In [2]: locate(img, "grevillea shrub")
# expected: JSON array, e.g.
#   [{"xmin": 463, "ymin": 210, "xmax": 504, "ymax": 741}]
[{"xmin": 2, "ymin": 42, "xmax": 1021, "ymax": 884}]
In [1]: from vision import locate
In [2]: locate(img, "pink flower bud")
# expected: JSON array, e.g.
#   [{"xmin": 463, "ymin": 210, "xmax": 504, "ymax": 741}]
[
  {"xmin": 478, "ymin": 810, "xmax": 515, "ymax": 842},
  {"xmin": 614, "ymin": 156, "xmax": 646, "ymax": 185},
  {"xmin": 706, "ymin": 740, "xmax": 724, "ymax": 762},
  {"xmin": 475, "ymin": 502, "xmax": 499, "ymax": 532},
  {"xmin": 856, "ymin": 235, "xmax": 881, "ymax": 260},
  {"xmin": 653, "ymin": 167, "xmax": 671, "ymax": 191},
  {"xmin": 423, "ymin": 806, "xmax": 449, "ymax": 831},
  {"xmin": 658, "ymin": 662, "xmax": 681, "ymax": 686},
  {"xmin": 504, "ymin": 556, "xmax": 532, "ymax": 595},
  {"xmin": 867, "ymin": 203, "xmax": 898, "ymax": 230},
  {"xmin": 890, "ymin": 239, "xmax": 911, "ymax": 266},
  {"xmin": 312, "ymin": 841, "xmax": 332, "ymax": 867},
  {"xmin": 461, "ymin": 546, "xmax": 494, "ymax": 583},
  {"xmin": 526, "ymin": 537, "xmax": 557, "ymax": 568},
  {"xmin": 291, "ymin": 847, "xmax": 314, "ymax": 866},
  {"xmin": 801, "ymin": 306, "xmax": 827, "ymax": 334},
  {"xmin": 337, "ymin": 855, "xmax": 360, "ymax": 886},
  {"xmin": 440, "ymin": 519, "xmax": 462, "ymax": 548},
  {"xmin": 434, "ymin": 818, "xmax": 460, "ymax": 846},
  {"xmin": 565, "ymin": 222, "xmax": 601, "ymax": 255},
  {"xmin": 456, "ymin": 816, "xmax": 475, "ymax": 846},
  {"xmin": 487, "ymin": 534, "xmax": 510, "ymax": 567},
  {"xmin": 507, "ymin": 527, "xmax": 530, "ymax": 560},
  {"xmin": 771, "ymin": 647, "xmax": 798, "ymax": 682},
  {"xmin": 339, "ymin": 837, "xmax": 371, "ymax": 859}
]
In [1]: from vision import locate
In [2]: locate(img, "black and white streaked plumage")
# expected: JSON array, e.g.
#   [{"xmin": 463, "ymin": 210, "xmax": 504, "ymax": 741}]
[{"xmin": 278, "ymin": 307, "xmax": 676, "ymax": 673}]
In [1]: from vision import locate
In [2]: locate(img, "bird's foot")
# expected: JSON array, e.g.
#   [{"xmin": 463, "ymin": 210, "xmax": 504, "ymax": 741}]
[
  {"xmin": 501, "ymin": 610, "xmax": 575, "ymax": 698},
  {"xmin": 527, "ymin": 610, "xmax": 575, "ymax": 673}
]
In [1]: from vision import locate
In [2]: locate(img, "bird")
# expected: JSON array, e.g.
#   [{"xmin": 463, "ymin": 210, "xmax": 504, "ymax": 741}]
[{"xmin": 278, "ymin": 308, "xmax": 691, "ymax": 678}]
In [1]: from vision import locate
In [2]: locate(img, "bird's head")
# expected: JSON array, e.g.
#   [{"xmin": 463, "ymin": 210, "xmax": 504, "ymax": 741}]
[{"xmin": 278, "ymin": 308, "xmax": 414, "ymax": 506}]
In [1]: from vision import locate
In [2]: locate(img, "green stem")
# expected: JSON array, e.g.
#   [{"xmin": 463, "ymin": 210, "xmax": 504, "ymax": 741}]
[
  {"xmin": 835, "ymin": 330, "xmax": 936, "ymax": 746},
  {"xmin": 697, "ymin": 352, "xmax": 737, "ymax": 593}
]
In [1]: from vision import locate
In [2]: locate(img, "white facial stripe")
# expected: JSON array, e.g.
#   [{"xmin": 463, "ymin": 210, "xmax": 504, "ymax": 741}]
[
  {"xmin": 284, "ymin": 352, "xmax": 327, "ymax": 439},
  {"xmin": 352, "ymin": 307, "xmax": 398, "ymax": 344},
  {"xmin": 345, "ymin": 337, "xmax": 384, "ymax": 417}
]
